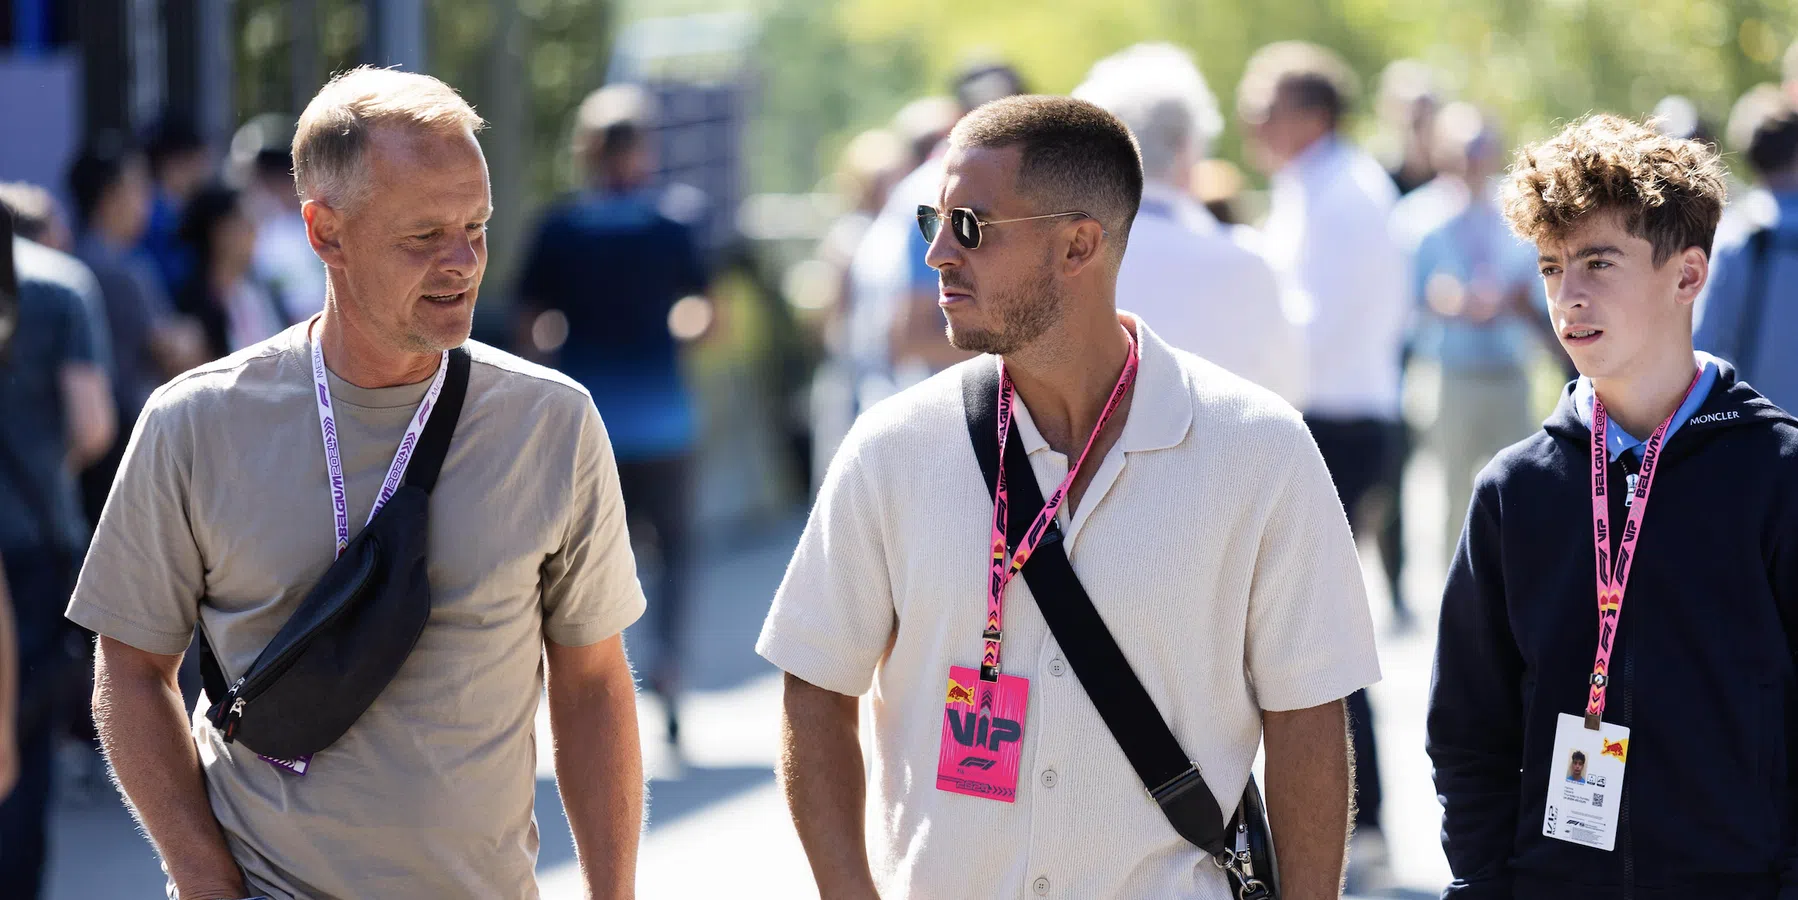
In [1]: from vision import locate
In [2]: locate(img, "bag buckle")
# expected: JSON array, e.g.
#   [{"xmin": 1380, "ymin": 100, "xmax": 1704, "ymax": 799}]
[{"xmin": 1148, "ymin": 763, "xmax": 1205, "ymax": 806}]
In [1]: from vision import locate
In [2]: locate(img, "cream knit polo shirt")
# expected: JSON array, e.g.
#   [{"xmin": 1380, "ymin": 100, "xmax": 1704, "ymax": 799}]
[{"xmin": 758, "ymin": 314, "xmax": 1380, "ymax": 899}]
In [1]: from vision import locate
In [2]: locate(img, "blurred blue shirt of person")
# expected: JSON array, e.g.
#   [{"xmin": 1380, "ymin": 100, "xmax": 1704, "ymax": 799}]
[
  {"xmin": 1696, "ymin": 85, "xmax": 1798, "ymax": 412},
  {"xmin": 516, "ymin": 85, "xmax": 709, "ymax": 463}
]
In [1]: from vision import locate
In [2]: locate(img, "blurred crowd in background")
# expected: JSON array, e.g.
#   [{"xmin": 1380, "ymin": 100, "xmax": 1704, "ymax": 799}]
[{"xmin": 4, "ymin": 1, "xmax": 1798, "ymax": 896}]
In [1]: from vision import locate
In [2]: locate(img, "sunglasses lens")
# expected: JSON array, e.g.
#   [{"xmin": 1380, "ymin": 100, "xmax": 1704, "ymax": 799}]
[
  {"xmin": 951, "ymin": 209, "xmax": 980, "ymax": 248},
  {"xmin": 916, "ymin": 207, "xmax": 941, "ymax": 243}
]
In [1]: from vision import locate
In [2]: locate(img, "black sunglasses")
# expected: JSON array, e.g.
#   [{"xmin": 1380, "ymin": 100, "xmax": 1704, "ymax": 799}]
[{"xmin": 916, "ymin": 205, "xmax": 1096, "ymax": 250}]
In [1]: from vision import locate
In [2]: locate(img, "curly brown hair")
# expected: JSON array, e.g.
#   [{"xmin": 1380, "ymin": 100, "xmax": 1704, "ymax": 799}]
[{"xmin": 1501, "ymin": 113, "xmax": 1728, "ymax": 265}]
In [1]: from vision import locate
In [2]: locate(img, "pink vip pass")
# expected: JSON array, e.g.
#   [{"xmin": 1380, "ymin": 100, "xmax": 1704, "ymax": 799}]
[
  {"xmin": 936, "ymin": 667, "xmax": 1030, "ymax": 801},
  {"xmin": 935, "ymin": 332, "xmax": 1139, "ymax": 803}
]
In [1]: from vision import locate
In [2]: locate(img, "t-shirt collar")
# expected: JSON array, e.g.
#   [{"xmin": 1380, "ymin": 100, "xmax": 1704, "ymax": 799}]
[{"xmin": 1574, "ymin": 351, "xmax": 1722, "ymax": 461}]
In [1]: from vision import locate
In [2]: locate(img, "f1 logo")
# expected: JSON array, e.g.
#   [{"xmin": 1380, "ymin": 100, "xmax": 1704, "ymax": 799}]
[{"xmin": 957, "ymin": 755, "xmax": 998, "ymax": 770}]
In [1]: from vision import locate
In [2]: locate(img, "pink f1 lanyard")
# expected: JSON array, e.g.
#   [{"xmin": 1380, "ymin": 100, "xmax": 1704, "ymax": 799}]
[
  {"xmin": 1583, "ymin": 370, "xmax": 1701, "ymax": 729},
  {"xmin": 309, "ymin": 326, "xmax": 448, "ymax": 557},
  {"xmin": 979, "ymin": 332, "xmax": 1139, "ymax": 712}
]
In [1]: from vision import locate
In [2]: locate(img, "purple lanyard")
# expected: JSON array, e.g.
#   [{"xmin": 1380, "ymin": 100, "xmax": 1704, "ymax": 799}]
[{"xmin": 309, "ymin": 329, "xmax": 448, "ymax": 557}]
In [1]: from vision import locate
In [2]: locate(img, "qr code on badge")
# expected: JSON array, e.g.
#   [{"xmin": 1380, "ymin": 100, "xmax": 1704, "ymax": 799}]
[{"xmin": 1591, "ymin": 793, "xmax": 1604, "ymax": 809}]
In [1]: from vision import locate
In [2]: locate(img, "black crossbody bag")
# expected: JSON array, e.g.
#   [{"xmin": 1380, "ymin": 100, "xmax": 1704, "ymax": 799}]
[
  {"xmin": 961, "ymin": 362, "xmax": 1279, "ymax": 900},
  {"xmin": 197, "ymin": 346, "xmax": 471, "ymax": 761}
]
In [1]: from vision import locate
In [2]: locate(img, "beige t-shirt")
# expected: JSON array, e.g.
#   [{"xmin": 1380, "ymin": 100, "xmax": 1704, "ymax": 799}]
[
  {"xmin": 67, "ymin": 323, "xmax": 646, "ymax": 900},
  {"xmin": 758, "ymin": 315, "xmax": 1380, "ymax": 899}
]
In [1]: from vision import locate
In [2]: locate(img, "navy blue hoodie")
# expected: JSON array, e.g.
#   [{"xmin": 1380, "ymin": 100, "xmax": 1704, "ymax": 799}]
[{"xmin": 1428, "ymin": 361, "xmax": 1798, "ymax": 900}]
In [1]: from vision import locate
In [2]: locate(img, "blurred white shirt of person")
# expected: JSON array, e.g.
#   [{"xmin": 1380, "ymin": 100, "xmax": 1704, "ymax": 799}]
[
  {"xmin": 1237, "ymin": 41, "xmax": 1409, "ymax": 863},
  {"xmin": 233, "ymin": 114, "xmax": 328, "ymax": 322},
  {"xmin": 1402, "ymin": 103, "xmax": 1544, "ymax": 566},
  {"xmin": 1241, "ymin": 42, "xmax": 1408, "ymax": 425},
  {"xmin": 845, "ymin": 63, "xmax": 1025, "ymax": 412},
  {"xmin": 1073, "ymin": 43, "xmax": 1305, "ymax": 405},
  {"xmin": 805, "ymin": 128, "xmax": 909, "ymax": 490}
]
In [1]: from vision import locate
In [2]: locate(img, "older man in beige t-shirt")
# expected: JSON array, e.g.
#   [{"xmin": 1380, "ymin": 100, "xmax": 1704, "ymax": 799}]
[{"xmin": 67, "ymin": 69, "xmax": 646, "ymax": 900}]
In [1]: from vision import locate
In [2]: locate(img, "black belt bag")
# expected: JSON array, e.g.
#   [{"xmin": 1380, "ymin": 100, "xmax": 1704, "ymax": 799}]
[
  {"xmin": 961, "ymin": 361, "xmax": 1279, "ymax": 900},
  {"xmin": 199, "ymin": 346, "xmax": 471, "ymax": 761}
]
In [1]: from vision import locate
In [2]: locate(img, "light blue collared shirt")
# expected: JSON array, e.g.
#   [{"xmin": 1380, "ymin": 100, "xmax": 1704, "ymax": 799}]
[
  {"xmin": 1695, "ymin": 190, "xmax": 1798, "ymax": 412},
  {"xmin": 1574, "ymin": 352, "xmax": 1722, "ymax": 463}
]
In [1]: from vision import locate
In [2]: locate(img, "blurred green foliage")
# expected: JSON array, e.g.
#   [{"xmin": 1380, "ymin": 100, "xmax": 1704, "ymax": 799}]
[{"xmin": 753, "ymin": 0, "xmax": 1798, "ymax": 192}]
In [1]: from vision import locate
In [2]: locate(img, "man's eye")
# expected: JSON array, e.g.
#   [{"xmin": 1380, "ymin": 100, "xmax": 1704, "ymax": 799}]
[
  {"xmin": 1589, "ymin": 260, "xmax": 1612, "ymax": 270},
  {"xmin": 1540, "ymin": 266, "xmax": 1561, "ymax": 277},
  {"xmin": 414, "ymin": 231, "xmax": 440, "ymax": 242},
  {"xmin": 468, "ymin": 223, "xmax": 488, "ymax": 234}
]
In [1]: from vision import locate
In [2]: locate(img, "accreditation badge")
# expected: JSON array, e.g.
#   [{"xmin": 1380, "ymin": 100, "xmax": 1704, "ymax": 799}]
[
  {"xmin": 1541, "ymin": 712, "xmax": 1630, "ymax": 851},
  {"xmin": 935, "ymin": 666, "xmax": 1029, "ymax": 802}
]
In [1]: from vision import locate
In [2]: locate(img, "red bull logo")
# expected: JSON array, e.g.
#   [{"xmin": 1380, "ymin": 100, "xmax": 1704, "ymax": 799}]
[
  {"xmin": 1597, "ymin": 590, "xmax": 1622, "ymax": 613},
  {"xmin": 1601, "ymin": 738, "xmax": 1628, "ymax": 761},
  {"xmin": 945, "ymin": 679, "xmax": 977, "ymax": 707}
]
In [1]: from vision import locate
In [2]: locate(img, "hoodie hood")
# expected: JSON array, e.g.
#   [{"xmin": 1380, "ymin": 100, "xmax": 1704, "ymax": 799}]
[{"xmin": 1544, "ymin": 357, "xmax": 1797, "ymax": 455}]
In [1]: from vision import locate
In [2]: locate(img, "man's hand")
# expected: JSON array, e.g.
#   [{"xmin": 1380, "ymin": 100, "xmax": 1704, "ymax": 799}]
[
  {"xmin": 779, "ymin": 673, "xmax": 880, "ymax": 900},
  {"xmin": 545, "ymin": 634, "xmax": 643, "ymax": 900},
  {"xmin": 94, "ymin": 636, "xmax": 247, "ymax": 899},
  {"xmin": 1262, "ymin": 699, "xmax": 1353, "ymax": 900}
]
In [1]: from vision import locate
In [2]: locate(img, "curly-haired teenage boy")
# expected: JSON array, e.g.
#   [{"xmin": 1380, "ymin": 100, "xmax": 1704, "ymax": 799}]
[{"xmin": 1427, "ymin": 113, "xmax": 1798, "ymax": 899}]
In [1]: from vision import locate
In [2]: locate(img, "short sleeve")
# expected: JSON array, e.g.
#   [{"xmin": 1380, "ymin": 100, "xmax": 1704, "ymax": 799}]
[
  {"xmin": 55, "ymin": 282, "xmax": 101, "ymax": 367},
  {"xmin": 756, "ymin": 432, "xmax": 897, "ymax": 697},
  {"xmin": 539, "ymin": 404, "xmax": 647, "ymax": 646},
  {"xmin": 65, "ymin": 393, "xmax": 206, "ymax": 655},
  {"xmin": 1244, "ymin": 423, "xmax": 1382, "ymax": 711}
]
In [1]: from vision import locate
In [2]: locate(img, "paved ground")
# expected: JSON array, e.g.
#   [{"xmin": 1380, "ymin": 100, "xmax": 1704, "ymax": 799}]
[{"xmin": 43, "ymin": 450, "xmax": 1465, "ymax": 899}]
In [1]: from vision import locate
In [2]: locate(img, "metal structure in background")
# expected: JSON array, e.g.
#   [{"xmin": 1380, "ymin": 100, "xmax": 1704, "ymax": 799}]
[
  {"xmin": 0, "ymin": 0, "xmax": 428, "ymax": 191},
  {"xmin": 364, "ymin": 0, "xmax": 423, "ymax": 72},
  {"xmin": 606, "ymin": 12, "xmax": 756, "ymax": 261}
]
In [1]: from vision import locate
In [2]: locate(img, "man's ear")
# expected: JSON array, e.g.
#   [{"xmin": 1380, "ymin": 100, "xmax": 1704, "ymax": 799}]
[
  {"xmin": 1673, "ymin": 245, "xmax": 1709, "ymax": 307},
  {"xmin": 1060, "ymin": 218, "xmax": 1109, "ymax": 277},
  {"xmin": 303, "ymin": 199, "xmax": 347, "ymax": 269}
]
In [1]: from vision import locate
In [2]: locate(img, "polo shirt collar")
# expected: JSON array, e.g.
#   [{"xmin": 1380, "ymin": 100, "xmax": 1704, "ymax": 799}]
[{"xmin": 1010, "ymin": 313, "xmax": 1193, "ymax": 457}]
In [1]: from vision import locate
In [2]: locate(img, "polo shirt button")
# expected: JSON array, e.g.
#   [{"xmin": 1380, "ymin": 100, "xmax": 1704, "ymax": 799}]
[
  {"xmin": 1041, "ymin": 768, "xmax": 1058, "ymax": 788},
  {"xmin": 1049, "ymin": 659, "xmax": 1066, "ymax": 677},
  {"xmin": 1033, "ymin": 876, "xmax": 1051, "ymax": 895}
]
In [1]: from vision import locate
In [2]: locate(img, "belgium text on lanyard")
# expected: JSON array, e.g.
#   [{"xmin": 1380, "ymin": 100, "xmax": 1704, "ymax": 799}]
[
  {"xmin": 934, "ymin": 332, "xmax": 1139, "ymax": 802},
  {"xmin": 311, "ymin": 335, "xmax": 449, "ymax": 555},
  {"xmin": 1582, "ymin": 369, "xmax": 1700, "ymax": 730},
  {"xmin": 260, "ymin": 334, "xmax": 448, "ymax": 776},
  {"xmin": 1540, "ymin": 369, "xmax": 1699, "ymax": 851}
]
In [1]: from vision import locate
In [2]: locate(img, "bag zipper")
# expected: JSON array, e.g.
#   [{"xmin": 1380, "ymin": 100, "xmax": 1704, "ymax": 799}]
[{"xmin": 211, "ymin": 542, "xmax": 380, "ymax": 740}]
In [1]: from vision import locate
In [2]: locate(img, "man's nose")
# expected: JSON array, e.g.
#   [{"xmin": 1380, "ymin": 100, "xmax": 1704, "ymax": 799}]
[
  {"xmin": 442, "ymin": 232, "xmax": 480, "ymax": 279},
  {"xmin": 923, "ymin": 218, "xmax": 961, "ymax": 273}
]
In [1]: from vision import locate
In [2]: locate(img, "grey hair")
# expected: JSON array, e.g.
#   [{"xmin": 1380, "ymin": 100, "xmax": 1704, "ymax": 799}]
[
  {"xmin": 292, "ymin": 66, "xmax": 485, "ymax": 210},
  {"xmin": 1073, "ymin": 43, "xmax": 1223, "ymax": 181}
]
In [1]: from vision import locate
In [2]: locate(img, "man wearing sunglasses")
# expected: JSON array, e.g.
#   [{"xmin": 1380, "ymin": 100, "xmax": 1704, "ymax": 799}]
[{"xmin": 759, "ymin": 95, "xmax": 1379, "ymax": 899}]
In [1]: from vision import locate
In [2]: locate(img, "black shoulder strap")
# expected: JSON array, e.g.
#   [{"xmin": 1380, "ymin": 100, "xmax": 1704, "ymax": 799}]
[
  {"xmin": 200, "ymin": 344, "xmax": 472, "ymax": 699},
  {"xmin": 402, "ymin": 346, "xmax": 471, "ymax": 494},
  {"xmin": 960, "ymin": 360, "xmax": 1232, "ymax": 858}
]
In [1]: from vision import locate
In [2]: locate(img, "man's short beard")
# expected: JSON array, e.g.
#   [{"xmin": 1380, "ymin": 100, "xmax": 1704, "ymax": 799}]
[{"xmin": 947, "ymin": 265, "xmax": 1064, "ymax": 356}]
